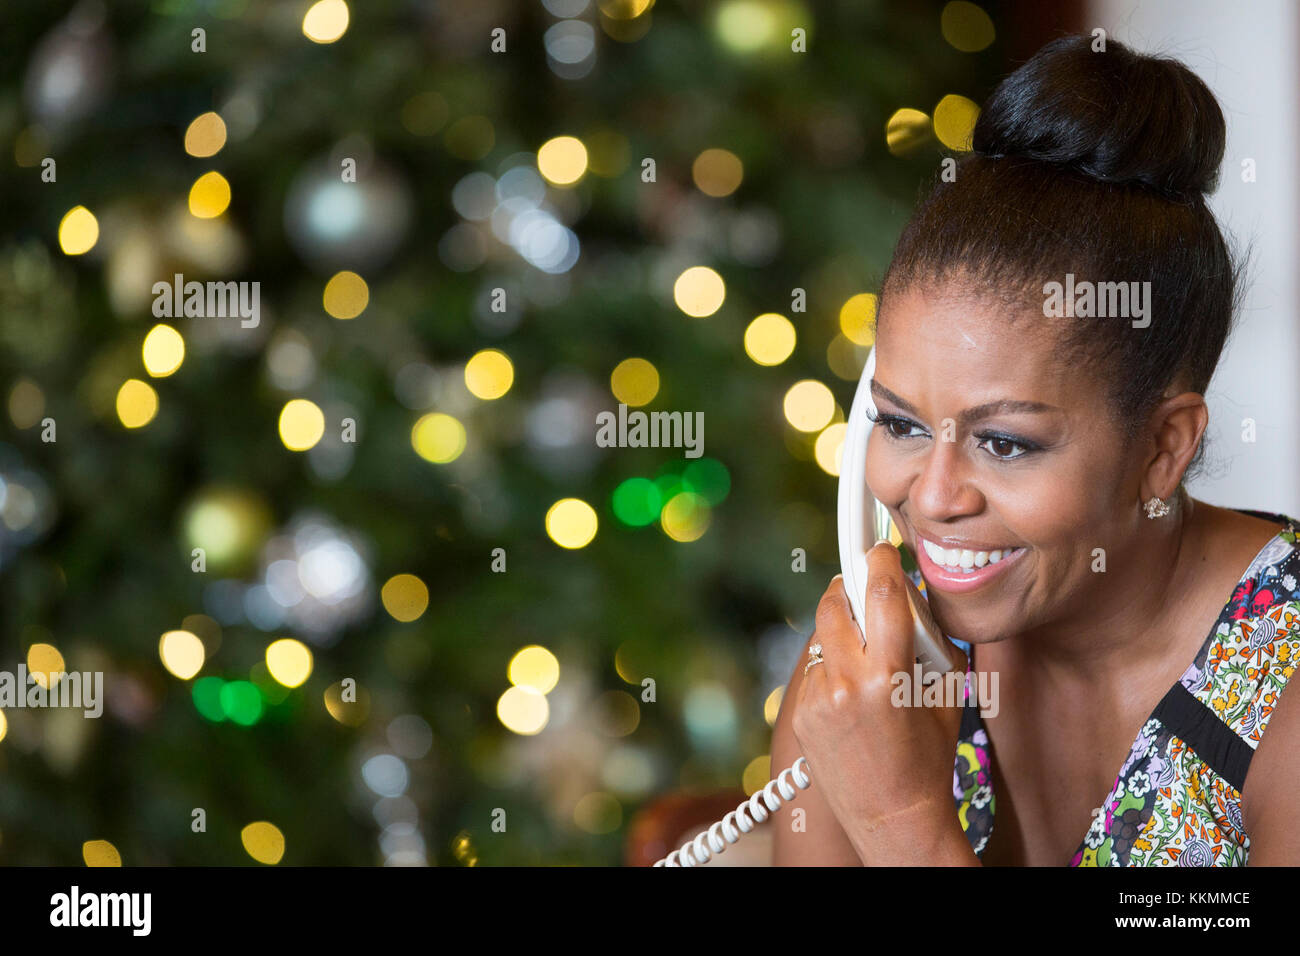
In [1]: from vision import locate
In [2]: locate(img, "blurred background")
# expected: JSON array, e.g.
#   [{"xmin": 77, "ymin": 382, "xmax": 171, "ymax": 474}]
[{"xmin": 0, "ymin": 0, "xmax": 1293, "ymax": 867}]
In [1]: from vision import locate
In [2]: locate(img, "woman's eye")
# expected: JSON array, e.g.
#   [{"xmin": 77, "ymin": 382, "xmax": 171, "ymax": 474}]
[
  {"xmin": 978, "ymin": 436, "xmax": 1028, "ymax": 460},
  {"xmin": 883, "ymin": 417, "xmax": 925, "ymax": 439}
]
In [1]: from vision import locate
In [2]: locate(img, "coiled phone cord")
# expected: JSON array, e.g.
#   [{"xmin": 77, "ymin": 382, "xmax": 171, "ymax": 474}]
[{"xmin": 652, "ymin": 757, "xmax": 811, "ymax": 866}]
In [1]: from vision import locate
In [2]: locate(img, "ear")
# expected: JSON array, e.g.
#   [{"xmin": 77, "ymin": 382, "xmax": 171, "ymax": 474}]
[{"xmin": 1141, "ymin": 391, "xmax": 1209, "ymax": 499}]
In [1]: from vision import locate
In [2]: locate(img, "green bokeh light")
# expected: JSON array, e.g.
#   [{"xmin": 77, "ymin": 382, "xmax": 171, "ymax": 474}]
[
  {"xmin": 192, "ymin": 676, "xmax": 226, "ymax": 723},
  {"xmin": 682, "ymin": 458, "xmax": 730, "ymax": 505},
  {"xmin": 220, "ymin": 680, "xmax": 264, "ymax": 726},
  {"xmin": 612, "ymin": 477, "xmax": 663, "ymax": 526}
]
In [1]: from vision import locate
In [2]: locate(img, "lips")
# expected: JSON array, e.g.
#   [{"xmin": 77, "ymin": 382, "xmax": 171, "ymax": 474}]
[
  {"xmin": 913, "ymin": 533, "xmax": 1026, "ymax": 594},
  {"xmin": 918, "ymin": 537, "xmax": 1021, "ymax": 572}
]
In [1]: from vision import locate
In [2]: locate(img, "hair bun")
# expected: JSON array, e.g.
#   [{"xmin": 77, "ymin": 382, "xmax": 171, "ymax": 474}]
[{"xmin": 971, "ymin": 35, "xmax": 1225, "ymax": 199}]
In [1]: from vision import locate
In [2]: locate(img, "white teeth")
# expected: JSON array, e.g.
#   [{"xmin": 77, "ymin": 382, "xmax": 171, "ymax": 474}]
[{"xmin": 920, "ymin": 537, "xmax": 1019, "ymax": 572}]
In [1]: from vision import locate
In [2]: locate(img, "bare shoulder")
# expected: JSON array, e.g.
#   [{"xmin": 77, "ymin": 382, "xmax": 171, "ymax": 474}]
[{"xmin": 1197, "ymin": 501, "xmax": 1285, "ymax": 562}]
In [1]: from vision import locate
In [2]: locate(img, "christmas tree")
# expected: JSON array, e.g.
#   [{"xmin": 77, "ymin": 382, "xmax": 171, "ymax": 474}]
[{"xmin": 0, "ymin": 0, "xmax": 1002, "ymax": 865}]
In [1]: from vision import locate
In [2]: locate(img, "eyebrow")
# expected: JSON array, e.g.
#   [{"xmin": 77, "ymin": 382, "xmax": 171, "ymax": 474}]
[{"xmin": 870, "ymin": 381, "xmax": 1061, "ymax": 427}]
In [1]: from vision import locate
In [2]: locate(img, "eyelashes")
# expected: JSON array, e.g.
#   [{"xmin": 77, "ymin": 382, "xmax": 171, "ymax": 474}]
[{"xmin": 865, "ymin": 409, "xmax": 1040, "ymax": 461}]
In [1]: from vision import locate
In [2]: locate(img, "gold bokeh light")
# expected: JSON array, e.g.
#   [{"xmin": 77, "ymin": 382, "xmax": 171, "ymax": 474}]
[
  {"xmin": 116, "ymin": 379, "xmax": 159, "ymax": 429},
  {"xmin": 464, "ymin": 349, "xmax": 514, "ymax": 400},
  {"xmin": 545, "ymin": 498, "xmax": 598, "ymax": 549},
  {"xmin": 673, "ymin": 266, "xmax": 725, "ymax": 317},
  {"xmin": 58, "ymin": 206, "xmax": 98, "ymax": 255},
  {"xmin": 323, "ymin": 270, "xmax": 369, "ymax": 319},
  {"xmin": 188, "ymin": 171, "xmax": 231, "ymax": 218},
  {"xmin": 784, "ymin": 379, "xmax": 835, "ymax": 432},
  {"xmin": 411, "ymin": 413, "xmax": 465, "ymax": 464},
  {"xmin": 278, "ymin": 399, "xmax": 325, "ymax": 451},
  {"xmin": 302, "ymin": 0, "xmax": 349, "ymax": 43},
  {"xmin": 184, "ymin": 112, "xmax": 227, "ymax": 157},
  {"xmin": 610, "ymin": 358, "xmax": 659, "ymax": 406},
  {"xmin": 744, "ymin": 313, "xmax": 796, "ymax": 366},
  {"xmin": 508, "ymin": 645, "xmax": 560, "ymax": 694},
  {"xmin": 142, "ymin": 324, "xmax": 185, "ymax": 377},
  {"xmin": 381, "ymin": 573, "xmax": 429, "ymax": 622},
  {"xmin": 537, "ymin": 135, "xmax": 589, "ymax": 186}
]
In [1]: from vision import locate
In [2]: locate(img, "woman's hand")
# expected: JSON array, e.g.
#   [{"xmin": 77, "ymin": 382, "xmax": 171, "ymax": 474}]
[{"xmin": 790, "ymin": 541, "xmax": 978, "ymax": 865}]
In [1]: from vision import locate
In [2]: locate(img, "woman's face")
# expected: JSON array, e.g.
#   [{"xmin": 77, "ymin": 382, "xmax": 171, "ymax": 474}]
[{"xmin": 864, "ymin": 283, "xmax": 1144, "ymax": 643}]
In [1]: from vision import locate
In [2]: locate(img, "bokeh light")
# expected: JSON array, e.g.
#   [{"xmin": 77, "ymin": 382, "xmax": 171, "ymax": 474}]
[
  {"xmin": 827, "ymin": 333, "xmax": 868, "ymax": 381},
  {"xmin": 660, "ymin": 491, "xmax": 710, "ymax": 542},
  {"xmin": 323, "ymin": 270, "xmax": 369, "ymax": 319},
  {"xmin": 27, "ymin": 643, "xmax": 64, "ymax": 689},
  {"xmin": 464, "ymin": 349, "xmax": 514, "ymax": 399},
  {"xmin": 159, "ymin": 630, "xmax": 205, "ymax": 680},
  {"xmin": 241, "ymin": 821, "xmax": 286, "ymax": 864},
  {"xmin": 192, "ymin": 677, "xmax": 227, "ymax": 722},
  {"xmin": 545, "ymin": 497, "xmax": 598, "ymax": 548},
  {"xmin": 188, "ymin": 171, "xmax": 231, "ymax": 218},
  {"xmin": 508, "ymin": 645, "xmax": 560, "ymax": 694},
  {"xmin": 324, "ymin": 681, "xmax": 370, "ymax": 726},
  {"xmin": 609, "ymin": 357, "xmax": 659, "ymax": 406},
  {"xmin": 839, "ymin": 293, "xmax": 877, "ymax": 346},
  {"xmin": 673, "ymin": 266, "xmax": 725, "ymax": 317},
  {"xmin": 885, "ymin": 108, "xmax": 931, "ymax": 156},
  {"xmin": 381, "ymin": 573, "xmax": 429, "ymax": 622},
  {"xmin": 764, "ymin": 686, "xmax": 784, "ymax": 725},
  {"xmin": 742, "ymin": 755, "xmax": 771, "ymax": 795},
  {"xmin": 142, "ymin": 324, "xmax": 185, "ymax": 377},
  {"xmin": 181, "ymin": 487, "xmax": 271, "ymax": 573},
  {"xmin": 692, "ymin": 148, "xmax": 744, "ymax": 197},
  {"xmin": 220, "ymin": 680, "xmax": 264, "ymax": 726},
  {"xmin": 941, "ymin": 1, "xmax": 995, "ymax": 52},
  {"xmin": 682, "ymin": 457, "xmax": 731, "ymax": 505},
  {"xmin": 82, "ymin": 840, "xmax": 122, "ymax": 867},
  {"xmin": 743, "ymin": 313, "xmax": 796, "ymax": 365},
  {"xmin": 594, "ymin": 690, "xmax": 640, "ymax": 736},
  {"xmin": 302, "ymin": 0, "xmax": 350, "ymax": 43},
  {"xmin": 115, "ymin": 379, "xmax": 158, "ymax": 429},
  {"xmin": 611, "ymin": 477, "xmax": 662, "ymax": 526},
  {"xmin": 934, "ymin": 94, "xmax": 980, "ymax": 151},
  {"xmin": 497, "ymin": 685, "xmax": 549, "ymax": 735},
  {"xmin": 784, "ymin": 379, "xmax": 836, "ymax": 432},
  {"xmin": 266, "ymin": 638, "xmax": 313, "ymax": 688},
  {"xmin": 537, "ymin": 135, "xmax": 588, "ymax": 185},
  {"xmin": 411, "ymin": 412, "xmax": 466, "ymax": 464},
  {"xmin": 8, "ymin": 379, "xmax": 45, "ymax": 428},
  {"xmin": 278, "ymin": 399, "xmax": 326, "ymax": 451},
  {"xmin": 58, "ymin": 205, "xmax": 98, "ymax": 255},
  {"xmin": 184, "ymin": 112, "xmax": 227, "ymax": 157},
  {"xmin": 815, "ymin": 421, "xmax": 848, "ymax": 476}
]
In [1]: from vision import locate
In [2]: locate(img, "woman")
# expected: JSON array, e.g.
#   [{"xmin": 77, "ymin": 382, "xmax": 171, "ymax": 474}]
[{"xmin": 771, "ymin": 34, "xmax": 1300, "ymax": 866}]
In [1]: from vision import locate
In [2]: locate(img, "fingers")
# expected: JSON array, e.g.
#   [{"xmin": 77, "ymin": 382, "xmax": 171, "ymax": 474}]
[
  {"xmin": 811, "ymin": 574, "xmax": 864, "ymax": 678},
  {"xmin": 865, "ymin": 540, "xmax": 916, "ymax": 678}
]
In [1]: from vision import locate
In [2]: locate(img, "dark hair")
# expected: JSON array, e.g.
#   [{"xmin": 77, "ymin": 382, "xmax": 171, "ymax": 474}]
[{"xmin": 881, "ymin": 34, "xmax": 1244, "ymax": 482}]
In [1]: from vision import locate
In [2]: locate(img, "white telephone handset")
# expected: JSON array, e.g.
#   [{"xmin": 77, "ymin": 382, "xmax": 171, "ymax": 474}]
[{"xmin": 653, "ymin": 346, "xmax": 954, "ymax": 866}]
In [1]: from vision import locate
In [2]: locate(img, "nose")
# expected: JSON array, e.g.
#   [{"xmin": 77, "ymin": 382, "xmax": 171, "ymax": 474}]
[{"xmin": 907, "ymin": 437, "xmax": 984, "ymax": 522}]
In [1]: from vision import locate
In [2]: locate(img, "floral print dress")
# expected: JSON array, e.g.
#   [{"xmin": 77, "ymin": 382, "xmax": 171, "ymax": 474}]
[{"xmin": 925, "ymin": 510, "xmax": 1300, "ymax": 866}]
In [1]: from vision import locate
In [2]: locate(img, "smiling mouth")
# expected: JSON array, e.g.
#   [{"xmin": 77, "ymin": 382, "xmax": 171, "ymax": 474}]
[{"xmin": 917, "ymin": 537, "xmax": 1025, "ymax": 574}]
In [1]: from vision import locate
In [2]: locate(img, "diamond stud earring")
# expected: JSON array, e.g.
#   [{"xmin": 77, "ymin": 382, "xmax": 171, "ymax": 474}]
[{"xmin": 1144, "ymin": 496, "xmax": 1171, "ymax": 519}]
